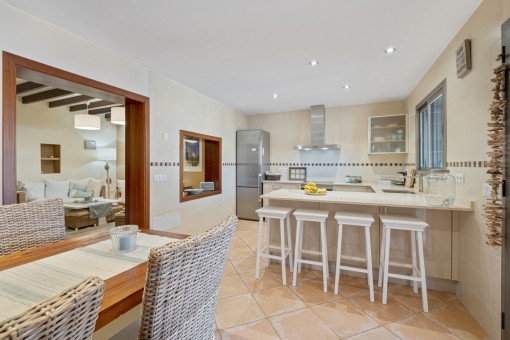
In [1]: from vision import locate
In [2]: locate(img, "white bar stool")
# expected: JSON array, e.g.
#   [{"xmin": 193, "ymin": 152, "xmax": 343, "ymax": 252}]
[
  {"xmin": 255, "ymin": 206, "xmax": 293, "ymax": 285},
  {"xmin": 333, "ymin": 211, "xmax": 375, "ymax": 302},
  {"xmin": 292, "ymin": 209, "xmax": 329, "ymax": 292},
  {"xmin": 378, "ymin": 214, "xmax": 429, "ymax": 312}
]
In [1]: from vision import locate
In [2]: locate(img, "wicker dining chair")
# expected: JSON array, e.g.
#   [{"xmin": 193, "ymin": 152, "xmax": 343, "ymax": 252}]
[
  {"xmin": 0, "ymin": 276, "xmax": 104, "ymax": 340},
  {"xmin": 138, "ymin": 215, "xmax": 238, "ymax": 340},
  {"xmin": 0, "ymin": 198, "xmax": 66, "ymax": 256}
]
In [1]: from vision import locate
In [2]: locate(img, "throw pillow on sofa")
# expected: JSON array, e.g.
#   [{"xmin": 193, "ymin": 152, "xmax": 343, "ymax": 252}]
[
  {"xmin": 86, "ymin": 178, "xmax": 103, "ymax": 198},
  {"xmin": 44, "ymin": 179, "xmax": 70, "ymax": 199},
  {"xmin": 69, "ymin": 178, "xmax": 90, "ymax": 196},
  {"xmin": 19, "ymin": 181, "xmax": 45, "ymax": 201},
  {"xmin": 73, "ymin": 189, "xmax": 93, "ymax": 200}
]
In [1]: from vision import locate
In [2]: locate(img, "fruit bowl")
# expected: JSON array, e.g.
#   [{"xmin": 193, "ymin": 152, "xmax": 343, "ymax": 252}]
[
  {"xmin": 304, "ymin": 191, "xmax": 327, "ymax": 196},
  {"xmin": 303, "ymin": 182, "xmax": 327, "ymax": 195}
]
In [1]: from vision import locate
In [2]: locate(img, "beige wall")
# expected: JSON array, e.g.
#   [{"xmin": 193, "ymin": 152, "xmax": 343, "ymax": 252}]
[
  {"xmin": 248, "ymin": 101, "xmax": 408, "ymax": 183},
  {"xmin": 149, "ymin": 71, "xmax": 247, "ymax": 234},
  {"xmin": 405, "ymin": 0, "xmax": 506, "ymax": 337},
  {"xmin": 16, "ymin": 99, "xmax": 117, "ymax": 183}
]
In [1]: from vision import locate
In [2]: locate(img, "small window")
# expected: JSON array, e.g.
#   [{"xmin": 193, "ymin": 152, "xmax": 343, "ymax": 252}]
[{"xmin": 416, "ymin": 80, "xmax": 446, "ymax": 170}]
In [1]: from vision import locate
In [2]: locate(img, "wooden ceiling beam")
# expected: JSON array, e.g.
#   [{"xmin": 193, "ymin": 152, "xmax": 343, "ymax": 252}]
[
  {"xmin": 16, "ymin": 81, "xmax": 46, "ymax": 95},
  {"xmin": 22, "ymin": 89, "xmax": 73, "ymax": 104},
  {"xmin": 69, "ymin": 100, "xmax": 116, "ymax": 112},
  {"xmin": 49, "ymin": 95, "xmax": 93, "ymax": 108},
  {"xmin": 88, "ymin": 106, "xmax": 122, "ymax": 115}
]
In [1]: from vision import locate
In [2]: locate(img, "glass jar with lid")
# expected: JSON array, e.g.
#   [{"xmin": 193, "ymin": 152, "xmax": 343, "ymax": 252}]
[{"xmin": 424, "ymin": 169, "xmax": 455, "ymax": 206}]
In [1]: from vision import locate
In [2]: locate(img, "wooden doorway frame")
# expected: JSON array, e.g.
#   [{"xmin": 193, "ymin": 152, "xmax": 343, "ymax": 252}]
[{"xmin": 2, "ymin": 52, "xmax": 150, "ymax": 229}]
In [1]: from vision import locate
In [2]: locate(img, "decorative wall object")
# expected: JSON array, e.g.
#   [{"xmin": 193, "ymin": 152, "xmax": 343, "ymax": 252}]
[
  {"xmin": 183, "ymin": 139, "xmax": 203, "ymax": 172},
  {"xmin": 456, "ymin": 39, "xmax": 472, "ymax": 78},
  {"xmin": 84, "ymin": 140, "xmax": 96, "ymax": 150},
  {"xmin": 484, "ymin": 52, "xmax": 506, "ymax": 247}
]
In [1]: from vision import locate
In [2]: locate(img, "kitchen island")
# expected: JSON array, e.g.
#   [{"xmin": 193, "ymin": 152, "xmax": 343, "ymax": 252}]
[{"xmin": 260, "ymin": 187, "xmax": 473, "ymax": 289}]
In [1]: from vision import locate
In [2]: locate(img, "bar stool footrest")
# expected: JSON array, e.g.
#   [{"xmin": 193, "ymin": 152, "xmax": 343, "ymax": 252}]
[
  {"xmin": 297, "ymin": 258, "xmax": 323, "ymax": 266},
  {"xmin": 301, "ymin": 249, "xmax": 324, "ymax": 256},
  {"xmin": 259, "ymin": 252, "xmax": 291, "ymax": 261},
  {"xmin": 387, "ymin": 261, "xmax": 414, "ymax": 269},
  {"xmin": 341, "ymin": 255, "xmax": 368, "ymax": 263},
  {"xmin": 338, "ymin": 265, "xmax": 369, "ymax": 274},
  {"xmin": 388, "ymin": 272, "xmax": 422, "ymax": 281}
]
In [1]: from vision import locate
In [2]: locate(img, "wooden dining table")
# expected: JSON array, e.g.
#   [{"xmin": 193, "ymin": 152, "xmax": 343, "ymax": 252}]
[{"xmin": 0, "ymin": 229, "xmax": 188, "ymax": 330}]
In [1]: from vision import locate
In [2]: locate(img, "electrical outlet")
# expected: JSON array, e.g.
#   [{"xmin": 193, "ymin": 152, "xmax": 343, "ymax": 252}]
[{"xmin": 455, "ymin": 173, "xmax": 464, "ymax": 184}]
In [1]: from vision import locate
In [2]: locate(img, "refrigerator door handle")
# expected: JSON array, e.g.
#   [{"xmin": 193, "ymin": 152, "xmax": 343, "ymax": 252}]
[{"xmin": 258, "ymin": 173, "xmax": 262, "ymax": 202}]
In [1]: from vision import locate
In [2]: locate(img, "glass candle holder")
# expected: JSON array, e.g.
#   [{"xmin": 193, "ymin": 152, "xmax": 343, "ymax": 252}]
[{"xmin": 110, "ymin": 225, "xmax": 138, "ymax": 253}]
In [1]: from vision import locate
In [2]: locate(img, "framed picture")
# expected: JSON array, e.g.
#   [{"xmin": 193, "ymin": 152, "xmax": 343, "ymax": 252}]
[
  {"xmin": 84, "ymin": 140, "xmax": 96, "ymax": 150},
  {"xmin": 183, "ymin": 139, "xmax": 203, "ymax": 172},
  {"xmin": 456, "ymin": 39, "xmax": 472, "ymax": 78}
]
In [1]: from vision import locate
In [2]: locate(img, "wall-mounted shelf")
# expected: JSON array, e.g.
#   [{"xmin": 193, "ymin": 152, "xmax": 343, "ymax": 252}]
[
  {"xmin": 368, "ymin": 114, "xmax": 407, "ymax": 154},
  {"xmin": 41, "ymin": 143, "xmax": 61, "ymax": 174}
]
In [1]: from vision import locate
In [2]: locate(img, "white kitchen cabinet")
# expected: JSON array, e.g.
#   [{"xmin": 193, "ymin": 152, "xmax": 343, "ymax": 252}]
[
  {"xmin": 262, "ymin": 182, "xmax": 301, "ymax": 206},
  {"xmin": 368, "ymin": 114, "xmax": 407, "ymax": 154}
]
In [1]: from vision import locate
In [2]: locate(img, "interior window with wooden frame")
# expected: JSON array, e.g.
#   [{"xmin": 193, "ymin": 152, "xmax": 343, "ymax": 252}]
[{"xmin": 180, "ymin": 130, "xmax": 222, "ymax": 202}]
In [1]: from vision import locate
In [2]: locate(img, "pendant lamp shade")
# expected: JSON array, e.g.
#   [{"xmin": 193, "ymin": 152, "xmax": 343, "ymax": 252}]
[
  {"xmin": 74, "ymin": 114, "xmax": 101, "ymax": 130},
  {"xmin": 111, "ymin": 106, "xmax": 126, "ymax": 125},
  {"xmin": 74, "ymin": 101, "xmax": 100, "ymax": 130}
]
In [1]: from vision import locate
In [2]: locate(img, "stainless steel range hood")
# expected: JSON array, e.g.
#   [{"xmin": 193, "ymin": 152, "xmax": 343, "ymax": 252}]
[{"xmin": 294, "ymin": 105, "xmax": 340, "ymax": 151}]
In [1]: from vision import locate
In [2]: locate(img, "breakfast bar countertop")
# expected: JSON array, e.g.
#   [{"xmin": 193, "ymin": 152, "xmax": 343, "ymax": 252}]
[{"xmin": 260, "ymin": 187, "xmax": 474, "ymax": 211}]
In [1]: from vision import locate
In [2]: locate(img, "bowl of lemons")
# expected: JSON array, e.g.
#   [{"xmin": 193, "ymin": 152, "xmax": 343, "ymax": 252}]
[{"xmin": 303, "ymin": 182, "xmax": 327, "ymax": 195}]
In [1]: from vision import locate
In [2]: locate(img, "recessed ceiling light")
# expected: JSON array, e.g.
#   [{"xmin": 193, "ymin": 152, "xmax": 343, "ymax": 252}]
[
  {"xmin": 309, "ymin": 60, "xmax": 319, "ymax": 67},
  {"xmin": 384, "ymin": 47, "xmax": 396, "ymax": 54},
  {"xmin": 272, "ymin": 93, "xmax": 279, "ymax": 99},
  {"xmin": 342, "ymin": 84, "xmax": 350, "ymax": 89}
]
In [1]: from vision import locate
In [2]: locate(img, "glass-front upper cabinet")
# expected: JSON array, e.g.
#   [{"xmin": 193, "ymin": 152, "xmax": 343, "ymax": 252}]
[{"xmin": 368, "ymin": 114, "xmax": 407, "ymax": 154}]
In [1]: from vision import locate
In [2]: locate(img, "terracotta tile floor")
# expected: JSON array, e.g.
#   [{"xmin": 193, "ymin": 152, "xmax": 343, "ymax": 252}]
[{"xmin": 215, "ymin": 219, "xmax": 489, "ymax": 339}]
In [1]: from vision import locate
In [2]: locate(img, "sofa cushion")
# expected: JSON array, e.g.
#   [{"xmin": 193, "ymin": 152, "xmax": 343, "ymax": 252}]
[
  {"xmin": 20, "ymin": 181, "xmax": 45, "ymax": 201},
  {"xmin": 86, "ymin": 178, "xmax": 103, "ymax": 198},
  {"xmin": 73, "ymin": 189, "xmax": 93, "ymax": 199},
  {"xmin": 45, "ymin": 179, "xmax": 70, "ymax": 199},
  {"xmin": 69, "ymin": 178, "xmax": 90, "ymax": 196}
]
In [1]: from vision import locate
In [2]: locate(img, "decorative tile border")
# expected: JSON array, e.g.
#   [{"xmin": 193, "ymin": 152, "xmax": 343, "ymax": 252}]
[
  {"xmin": 150, "ymin": 162, "xmax": 179, "ymax": 167},
  {"xmin": 149, "ymin": 162, "xmax": 237, "ymax": 167},
  {"xmin": 149, "ymin": 160, "xmax": 489, "ymax": 168},
  {"xmin": 269, "ymin": 162, "xmax": 414, "ymax": 167},
  {"xmin": 447, "ymin": 161, "xmax": 487, "ymax": 168}
]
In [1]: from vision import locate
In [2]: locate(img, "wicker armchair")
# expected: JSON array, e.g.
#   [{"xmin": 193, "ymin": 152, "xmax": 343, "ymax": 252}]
[
  {"xmin": 138, "ymin": 215, "xmax": 237, "ymax": 340},
  {"xmin": 0, "ymin": 276, "xmax": 104, "ymax": 340},
  {"xmin": 0, "ymin": 198, "xmax": 66, "ymax": 256}
]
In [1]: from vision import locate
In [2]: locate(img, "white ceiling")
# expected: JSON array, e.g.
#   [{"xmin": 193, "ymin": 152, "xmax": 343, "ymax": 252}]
[{"xmin": 5, "ymin": 0, "xmax": 482, "ymax": 115}]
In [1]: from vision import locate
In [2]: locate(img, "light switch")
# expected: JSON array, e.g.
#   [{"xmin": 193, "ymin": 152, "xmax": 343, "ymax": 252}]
[
  {"xmin": 454, "ymin": 173, "xmax": 464, "ymax": 184},
  {"xmin": 153, "ymin": 174, "xmax": 168, "ymax": 182},
  {"xmin": 163, "ymin": 133, "xmax": 169, "ymax": 140}
]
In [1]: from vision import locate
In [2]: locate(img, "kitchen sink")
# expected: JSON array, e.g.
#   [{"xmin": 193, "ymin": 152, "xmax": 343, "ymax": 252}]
[
  {"xmin": 381, "ymin": 189, "xmax": 415, "ymax": 194},
  {"xmin": 333, "ymin": 185, "xmax": 375, "ymax": 193}
]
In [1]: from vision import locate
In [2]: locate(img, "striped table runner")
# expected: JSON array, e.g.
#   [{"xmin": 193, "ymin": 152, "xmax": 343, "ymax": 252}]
[{"xmin": 0, "ymin": 233, "xmax": 179, "ymax": 321}]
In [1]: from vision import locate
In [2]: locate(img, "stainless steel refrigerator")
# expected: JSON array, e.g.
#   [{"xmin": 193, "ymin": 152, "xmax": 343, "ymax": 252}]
[{"xmin": 236, "ymin": 130, "xmax": 270, "ymax": 220}]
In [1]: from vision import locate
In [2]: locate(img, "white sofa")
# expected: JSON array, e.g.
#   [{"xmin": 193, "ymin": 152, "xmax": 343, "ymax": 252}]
[{"xmin": 18, "ymin": 178, "xmax": 105, "ymax": 203}]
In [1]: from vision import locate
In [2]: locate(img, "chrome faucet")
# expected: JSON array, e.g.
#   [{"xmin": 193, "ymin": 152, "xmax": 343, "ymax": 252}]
[{"xmin": 400, "ymin": 171, "xmax": 427, "ymax": 192}]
